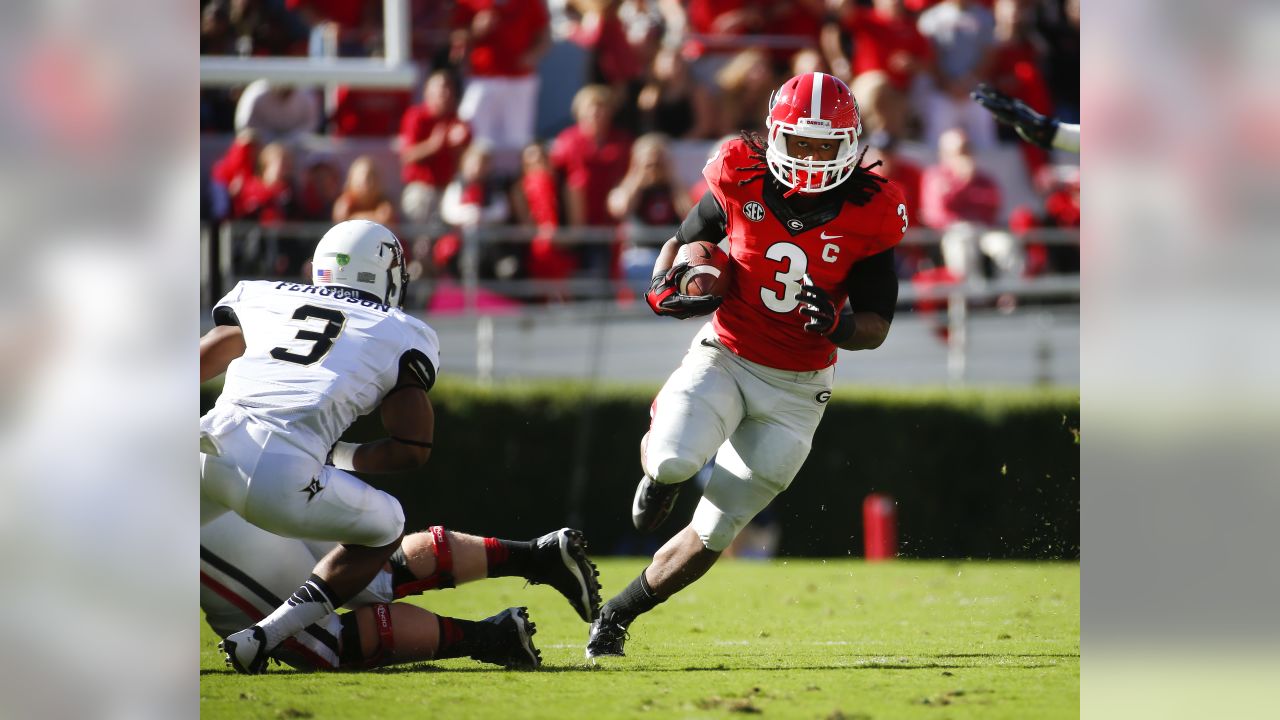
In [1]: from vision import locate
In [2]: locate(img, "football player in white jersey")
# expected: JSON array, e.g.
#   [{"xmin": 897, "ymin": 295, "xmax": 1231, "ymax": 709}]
[
  {"xmin": 202, "ymin": 512, "xmax": 602, "ymax": 670},
  {"xmin": 200, "ymin": 220, "xmax": 598, "ymax": 673}
]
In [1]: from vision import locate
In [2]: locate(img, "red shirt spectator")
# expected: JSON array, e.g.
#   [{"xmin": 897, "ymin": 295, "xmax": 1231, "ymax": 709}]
[
  {"xmin": 231, "ymin": 142, "xmax": 292, "ymax": 223},
  {"xmin": 399, "ymin": 71, "xmax": 471, "ymax": 188},
  {"xmin": 550, "ymin": 87, "xmax": 633, "ymax": 228},
  {"xmin": 920, "ymin": 128, "xmax": 1001, "ymax": 228},
  {"xmin": 550, "ymin": 125, "xmax": 632, "ymax": 226},
  {"xmin": 211, "ymin": 132, "xmax": 259, "ymax": 189},
  {"xmin": 842, "ymin": 1, "xmax": 935, "ymax": 91},
  {"xmin": 516, "ymin": 143, "xmax": 577, "ymax": 282},
  {"xmin": 452, "ymin": 0, "xmax": 549, "ymax": 77},
  {"xmin": 332, "ymin": 87, "xmax": 412, "ymax": 136}
]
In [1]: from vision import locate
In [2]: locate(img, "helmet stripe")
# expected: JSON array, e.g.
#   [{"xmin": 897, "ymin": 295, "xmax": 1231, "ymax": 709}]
[{"xmin": 810, "ymin": 72, "xmax": 824, "ymax": 119}]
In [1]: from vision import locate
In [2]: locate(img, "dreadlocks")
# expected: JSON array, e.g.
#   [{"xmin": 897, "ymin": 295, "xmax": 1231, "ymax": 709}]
[{"xmin": 732, "ymin": 130, "xmax": 890, "ymax": 207}]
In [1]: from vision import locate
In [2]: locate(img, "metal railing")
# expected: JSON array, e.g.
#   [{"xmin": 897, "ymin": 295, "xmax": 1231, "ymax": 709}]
[{"xmin": 202, "ymin": 220, "xmax": 1079, "ymax": 386}]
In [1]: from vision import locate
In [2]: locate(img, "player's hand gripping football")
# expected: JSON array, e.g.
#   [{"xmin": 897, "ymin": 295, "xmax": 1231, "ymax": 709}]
[
  {"xmin": 798, "ymin": 274, "xmax": 856, "ymax": 344},
  {"xmin": 970, "ymin": 84, "xmax": 1059, "ymax": 149},
  {"xmin": 646, "ymin": 262, "xmax": 724, "ymax": 319}
]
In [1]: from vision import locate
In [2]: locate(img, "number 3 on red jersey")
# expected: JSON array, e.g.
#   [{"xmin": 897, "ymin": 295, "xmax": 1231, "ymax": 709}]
[{"xmin": 760, "ymin": 242, "xmax": 808, "ymax": 313}]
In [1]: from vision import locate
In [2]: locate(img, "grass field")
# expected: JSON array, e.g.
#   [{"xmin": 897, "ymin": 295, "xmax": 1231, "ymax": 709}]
[{"xmin": 200, "ymin": 558, "xmax": 1078, "ymax": 719}]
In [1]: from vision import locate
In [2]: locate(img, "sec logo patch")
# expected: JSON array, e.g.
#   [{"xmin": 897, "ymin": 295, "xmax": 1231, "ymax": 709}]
[{"xmin": 743, "ymin": 201, "xmax": 765, "ymax": 222}]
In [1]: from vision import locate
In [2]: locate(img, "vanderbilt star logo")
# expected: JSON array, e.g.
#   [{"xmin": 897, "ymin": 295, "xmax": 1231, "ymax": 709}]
[{"xmin": 300, "ymin": 477, "xmax": 325, "ymax": 502}]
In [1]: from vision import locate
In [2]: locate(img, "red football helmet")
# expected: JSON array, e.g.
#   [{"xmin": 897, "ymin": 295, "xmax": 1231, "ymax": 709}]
[{"xmin": 765, "ymin": 72, "xmax": 864, "ymax": 194}]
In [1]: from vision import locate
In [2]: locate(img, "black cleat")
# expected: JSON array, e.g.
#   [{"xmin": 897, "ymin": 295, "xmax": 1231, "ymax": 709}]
[
  {"xmin": 473, "ymin": 607, "xmax": 542, "ymax": 670},
  {"xmin": 219, "ymin": 626, "xmax": 270, "ymax": 675},
  {"xmin": 631, "ymin": 476, "xmax": 681, "ymax": 532},
  {"xmin": 531, "ymin": 528, "xmax": 602, "ymax": 622},
  {"xmin": 585, "ymin": 614, "xmax": 629, "ymax": 659}
]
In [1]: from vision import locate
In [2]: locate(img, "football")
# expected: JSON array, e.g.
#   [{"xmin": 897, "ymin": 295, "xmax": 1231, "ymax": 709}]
[{"xmin": 675, "ymin": 240, "xmax": 732, "ymax": 297}]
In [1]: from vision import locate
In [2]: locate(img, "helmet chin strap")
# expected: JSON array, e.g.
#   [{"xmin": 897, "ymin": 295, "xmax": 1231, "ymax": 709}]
[{"xmin": 783, "ymin": 156, "xmax": 818, "ymax": 198}]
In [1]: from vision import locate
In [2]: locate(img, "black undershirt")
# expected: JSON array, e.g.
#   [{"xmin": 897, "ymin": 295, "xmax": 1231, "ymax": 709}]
[{"xmin": 676, "ymin": 190, "xmax": 898, "ymax": 322}]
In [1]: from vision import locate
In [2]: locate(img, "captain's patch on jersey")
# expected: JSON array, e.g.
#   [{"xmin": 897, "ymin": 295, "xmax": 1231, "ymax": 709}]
[{"xmin": 743, "ymin": 201, "xmax": 765, "ymax": 222}]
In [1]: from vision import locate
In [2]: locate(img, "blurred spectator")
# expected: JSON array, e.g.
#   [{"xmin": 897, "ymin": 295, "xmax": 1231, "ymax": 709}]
[
  {"xmin": 789, "ymin": 48, "xmax": 830, "ymax": 78},
  {"xmin": 822, "ymin": 0, "xmax": 935, "ymax": 92},
  {"xmin": 916, "ymin": 0, "xmax": 999, "ymax": 149},
  {"xmin": 862, "ymin": 131, "xmax": 926, "ymax": 276},
  {"xmin": 294, "ymin": 158, "xmax": 343, "ymax": 221},
  {"xmin": 636, "ymin": 47, "xmax": 717, "ymax": 139},
  {"xmin": 550, "ymin": 85, "xmax": 634, "ymax": 275},
  {"xmin": 714, "ymin": 48, "xmax": 776, "ymax": 136},
  {"xmin": 330, "ymin": 86, "xmax": 413, "ymax": 136},
  {"xmin": 762, "ymin": 0, "xmax": 825, "ymax": 65},
  {"xmin": 208, "ymin": 130, "xmax": 262, "ymax": 219},
  {"xmin": 1009, "ymin": 164, "xmax": 1079, "ymax": 275},
  {"xmin": 608, "ymin": 134, "xmax": 690, "ymax": 291},
  {"xmin": 988, "ymin": 0, "xmax": 1053, "ymax": 175},
  {"xmin": 229, "ymin": 142, "xmax": 294, "ymax": 224},
  {"xmin": 201, "ymin": 0, "xmax": 307, "ymax": 57},
  {"xmin": 452, "ymin": 0, "xmax": 552, "ymax": 155},
  {"xmin": 686, "ymin": 135, "xmax": 738, "ymax": 207},
  {"xmin": 1033, "ymin": 0, "xmax": 1079, "ymax": 122},
  {"xmin": 441, "ymin": 142, "xmax": 521, "ymax": 280},
  {"xmin": 287, "ymin": 0, "xmax": 381, "ymax": 56},
  {"xmin": 570, "ymin": 0, "xmax": 646, "ymax": 97},
  {"xmin": 333, "ymin": 156, "xmax": 397, "ymax": 228},
  {"xmin": 921, "ymin": 128, "xmax": 1021, "ymax": 281},
  {"xmin": 514, "ymin": 143, "xmax": 578, "ymax": 289},
  {"xmin": 683, "ymin": 0, "xmax": 762, "ymax": 85},
  {"xmin": 399, "ymin": 70, "xmax": 472, "ymax": 229},
  {"xmin": 851, "ymin": 70, "xmax": 911, "ymax": 139},
  {"xmin": 233, "ymin": 79, "xmax": 321, "ymax": 142}
]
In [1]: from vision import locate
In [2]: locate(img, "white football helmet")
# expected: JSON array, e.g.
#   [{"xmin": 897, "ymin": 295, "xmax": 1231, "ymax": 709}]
[{"xmin": 312, "ymin": 220, "xmax": 409, "ymax": 307}]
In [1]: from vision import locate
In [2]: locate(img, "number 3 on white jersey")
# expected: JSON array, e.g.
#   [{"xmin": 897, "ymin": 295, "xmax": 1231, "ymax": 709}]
[{"xmin": 761, "ymin": 241, "xmax": 808, "ymax": 313}]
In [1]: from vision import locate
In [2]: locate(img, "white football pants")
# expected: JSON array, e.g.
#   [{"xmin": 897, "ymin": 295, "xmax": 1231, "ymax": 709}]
[
  {"xmin": 200, "ymin": 405, "xmax": 404, "ymax": 548},
  {"xmin": 200, "ymin": 511, "xmax": 394, "ymax": 669},
  {"xmin": 644, "ymin": 323, "xmax": 834, "ymax": 552}
]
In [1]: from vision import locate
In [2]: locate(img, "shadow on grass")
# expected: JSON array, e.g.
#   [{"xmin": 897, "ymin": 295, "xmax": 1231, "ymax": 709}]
[{"xmin": 201, "ymin": 656, "xmax": 1072, "ymax": 676}]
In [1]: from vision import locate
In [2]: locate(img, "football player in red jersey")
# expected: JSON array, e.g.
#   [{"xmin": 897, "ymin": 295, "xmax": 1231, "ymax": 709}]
[{"xmin": 588, "ymin": 72, "xmax": 908, "ymax": 659}]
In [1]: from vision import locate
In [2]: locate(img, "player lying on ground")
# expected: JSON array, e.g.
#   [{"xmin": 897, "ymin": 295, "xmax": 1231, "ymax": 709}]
[
  {"xmin": 587, "ymin": 72, "xmax": 904, "ymax": 658},
  {"xmin": 970, "ymin": 84, "xmax": 1080, "ymax": 153},
  {"xmin": 203, "ymin": 512, "xmax": 600, "ymax": 670}
]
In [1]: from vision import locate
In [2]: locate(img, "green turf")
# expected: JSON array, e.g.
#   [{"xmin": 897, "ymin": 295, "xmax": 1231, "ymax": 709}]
[{"xmin": 201, "ymin": 558, "xmax": 1078, "ymax": 719}]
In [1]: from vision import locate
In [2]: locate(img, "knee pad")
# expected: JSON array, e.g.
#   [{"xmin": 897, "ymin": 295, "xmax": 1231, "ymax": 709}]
[
  {"xmin": 390, "ymin": 526, "xmax": 455, "ymax": 598},
  {"xmin": 691, "ymin": 502, "xmax": 750, "ymax": 553},
  {"xmin": 339, "ymin": 603, "xmax": 396, "ymax": 669},
  {"xmin": 646, "ymin": 454, "xmax": 703, "ymax": 486}
]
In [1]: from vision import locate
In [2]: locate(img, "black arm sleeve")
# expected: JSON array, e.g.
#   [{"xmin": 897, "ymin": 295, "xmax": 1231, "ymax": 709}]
[
  {"xmin": 675, "ymin": 191, "xmax": 728, "ymax": 245},
  {"xmin": 844, "ymin": 248, "xmax": 898, "ymax": 322},
  {"xmin": 212, "ymin": 305, "xmax": 240, "ymax": 327},
  {"xmin": 398, "ymin": 348, "xmax": 437, "ymax": 391}
]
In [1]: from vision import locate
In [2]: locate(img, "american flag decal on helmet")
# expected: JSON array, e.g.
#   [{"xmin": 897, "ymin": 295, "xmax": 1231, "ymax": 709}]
[{"xmin": 317, "ymin": 268, "xmax": 333, "ymax": 282}]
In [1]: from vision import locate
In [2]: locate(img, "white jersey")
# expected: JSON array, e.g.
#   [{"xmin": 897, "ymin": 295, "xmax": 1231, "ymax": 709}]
[{"xmin": 205, "ymin": 280, "xmax": 440, "ymax": 462}]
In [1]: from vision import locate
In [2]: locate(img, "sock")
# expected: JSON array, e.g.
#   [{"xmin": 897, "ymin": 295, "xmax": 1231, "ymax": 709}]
[
  {"xmin": 257, "ymin": 574, "xmax": 341, "ymax": 650},
  {"xmin": 483, "ymin": 537, "xmax": 537, "ymax": 578},
  {"xmin": 433, "ymin": 616, "xmax": 504, "ymax": 660},
  {"xmin": 601, "ymin": 570, "xmax": 665, "ymax": 626}
]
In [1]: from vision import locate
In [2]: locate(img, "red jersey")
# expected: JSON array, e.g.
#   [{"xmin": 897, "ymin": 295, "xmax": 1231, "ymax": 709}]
[{"xmin": 702, "ymin": 139, "xmax": 906, "ymax": 371}]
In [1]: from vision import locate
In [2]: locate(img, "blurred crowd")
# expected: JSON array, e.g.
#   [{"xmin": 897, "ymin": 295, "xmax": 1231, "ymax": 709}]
[{"xmin": 201, "ymin": 0, "xmax": 1080, "ymax": 308}]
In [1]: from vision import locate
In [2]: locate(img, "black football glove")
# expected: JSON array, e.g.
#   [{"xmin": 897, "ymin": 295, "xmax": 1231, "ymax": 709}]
[
  {"xmin": 797, "ymin": 275, "xmax": 856, "ymax": 344},
  {"xmin": 970, "ymin": 84, "xmax": 1059, "ymax": 149},
  {"xmin": 645, "ymin": 262, "xmax": 723, "ymax": 319}
]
